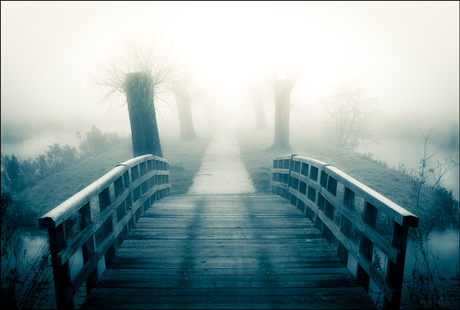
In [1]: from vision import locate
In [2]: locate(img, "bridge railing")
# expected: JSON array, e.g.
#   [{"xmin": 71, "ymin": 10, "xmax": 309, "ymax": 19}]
[
  {"xmin": 272, "ymin": 154, "xmax": 418, "ymax": 310},
  {"xmin": 39, "ymin": 155, "xmax": 170, "ymax": 309}
]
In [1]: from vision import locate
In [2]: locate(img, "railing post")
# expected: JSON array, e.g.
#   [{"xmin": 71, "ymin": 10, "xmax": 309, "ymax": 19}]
[
  {"xmin": 287, "ymin": 154, "xmax": 297, "ymax": 200},
  {"xmin": 81, "ymin": 203, "xmax": 99, "ymax": 294},
  {"xmin": 48, "ymin": 224, "xmax": 74, "ymax": 309},
  {"xmin": 338, "ymin": 187, "xmax": 355, "ymax": 265},
  {"xmin": 383, "ymin": 222, "xmax": 409, "ymax": 310},
  {"xmin": 356, "ymin": 201, "xmax": 378, "ymax": 292}
]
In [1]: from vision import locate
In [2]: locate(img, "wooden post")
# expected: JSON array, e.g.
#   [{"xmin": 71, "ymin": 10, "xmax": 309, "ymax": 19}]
[
  {"xmin": 81, "ymin": 203, "xmax": 99, "ymax": 295},
  {"xmin": 338, "ymin": 187, "xmax": 355, "ymax": 265},
  {"xmin": 323, "ymin": 200, "xmax": 335, "ymax": 242},
  {"xmin": 383, "ymin": 222, "xmax": 409, "ymax": 310},
  {"xmin": 356, "ymin": 201, "xmax": 378, "ymax": 291},
  {"xmin": 315, "ymin": 194, "xmax": 325, "ymax": 231},
  {"xmin": 48, "ymin": 224, "xmax": 74, "ymax": 309}
]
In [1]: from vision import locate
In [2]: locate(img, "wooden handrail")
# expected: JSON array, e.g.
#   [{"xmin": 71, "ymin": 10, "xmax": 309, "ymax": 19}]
[
  {"xmin": 272, "ymin": 155, "xmax": 418, "ymax": 310},
  {"xmin": 38, "ymin": 155, "xmax": 171, "ymax": 309}
]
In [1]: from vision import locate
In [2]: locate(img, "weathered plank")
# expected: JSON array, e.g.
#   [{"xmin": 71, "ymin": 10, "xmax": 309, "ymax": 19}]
[{"xmin": 80, "ymin": 193, "xmax": 375, "ymax": 309}]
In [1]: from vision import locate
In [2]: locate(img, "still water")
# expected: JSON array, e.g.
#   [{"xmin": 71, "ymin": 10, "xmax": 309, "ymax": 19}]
[
  {"xmin": 357, "ymin": 137, "xmax": 459, "ymax": 200},
  {"xmin": 347, "ymin": 230, "xmax": 459, "ymax": 308},
  {"xmin": 4, "ymin": 232, "xmax": 96, "ymax": 308},
  {"xmin": 1, "ymin": 131, "xmax": 80, "ymax": 160}
]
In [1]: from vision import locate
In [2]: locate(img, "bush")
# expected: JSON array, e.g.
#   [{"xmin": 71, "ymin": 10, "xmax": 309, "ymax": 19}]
[
  {"xmin": 1, "ymin": 191, "xmax": 37, "ymax": 239},
  {"xmin": 77, "ymin": 126, "xmax": 125, "ymax": 158},
  {"xmin": 1, "ymin": 127, "xmax": 128, "ymax": 195},
  {"xmin": 45, "ymin": 143, "xmax": 80, "ymax": 174},
  {"xmin": 429, "ymin": 188, "xmax": 459, "ymax": 231},
  {"xmin": 1, "ymin": 154, "xmax": 25, "ymax": 192}
]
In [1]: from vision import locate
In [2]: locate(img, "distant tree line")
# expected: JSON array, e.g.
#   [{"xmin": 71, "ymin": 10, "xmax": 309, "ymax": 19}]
[{"xmin": 1, "ymin": 126, "xmax": 126, "ymax": 193}]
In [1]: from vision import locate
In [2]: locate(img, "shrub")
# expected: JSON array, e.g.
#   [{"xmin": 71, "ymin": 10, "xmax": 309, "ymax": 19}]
[
  {"xmin": 1, "ymin": 154, "xmax": 25, "ymax": 192},
  {"xmin": 78, "ymin": 126, "xmax": 125, "ymax": 157},
  {"xmin": 45, "ymin": 143, "xmax": 80, "ymax": 174}
]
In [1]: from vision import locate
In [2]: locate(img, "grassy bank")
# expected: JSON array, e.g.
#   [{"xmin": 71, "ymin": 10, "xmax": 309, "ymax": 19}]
[
  {"xmin": 236, "ymin": 125, "xmax": 458, "ymax": 230},
  {"xmin": 15, "ymin": 136, "xmax": 211, "ymax": 230},
  {"xmin": 2, "ymin": 130, "xmax": 211, "ymax": 309}
]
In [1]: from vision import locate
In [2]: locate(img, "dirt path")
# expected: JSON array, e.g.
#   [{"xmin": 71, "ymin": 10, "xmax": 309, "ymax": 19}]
[{"xmin": 187, "ymin": 124, "xmax": 256, "ymax": 194}]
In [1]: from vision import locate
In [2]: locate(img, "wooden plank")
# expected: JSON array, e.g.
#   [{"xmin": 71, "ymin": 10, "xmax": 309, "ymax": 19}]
[
  {"xmin": 102, "ymin": 267, "xmax": 351, "ymax": 276},
  {"xmin": 80, "ymin": 286, "xmax": 367, "ymax": 296},
  {"xmin": 81, "ymin": 193, "xmax": 375, "ymax": 309},
  {"xmin": 82, "ymin": 290, "xmax": 375, "ymax": 308}
]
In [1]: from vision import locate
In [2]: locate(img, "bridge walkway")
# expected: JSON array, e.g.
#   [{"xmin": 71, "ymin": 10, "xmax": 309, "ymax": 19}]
[{"xmin": 80, "ymin": 193, "xmax": 376, "ymax": 309}]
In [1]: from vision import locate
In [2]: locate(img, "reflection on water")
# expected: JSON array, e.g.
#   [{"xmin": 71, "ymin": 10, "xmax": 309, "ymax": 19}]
[
  {"xmin": 7, "ymin": 232, "xmax": 105, "ymax": 308},
  {"xmin": 347, "ymin": 230, "xmax": 460, "ymax": 308}
]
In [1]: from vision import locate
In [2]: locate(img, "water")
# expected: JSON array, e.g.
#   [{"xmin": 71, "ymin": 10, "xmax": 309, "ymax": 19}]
[
  {"xmin": 1, "ymin": 131, "xmax": 80, "ymax": 160},
  {"xmin": 347, "ymin": 230, "xmax": 460, "ymax": 308},
  {"xmin": 357, "ymin": 138, "xmax": 459, "ymax": 200},
  {"xmin": 2, "ymin": 232, "xmax": 96, "ymax": 308}
]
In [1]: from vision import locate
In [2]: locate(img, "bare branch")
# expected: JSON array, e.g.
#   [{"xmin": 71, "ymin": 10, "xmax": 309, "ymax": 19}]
[{"xmin": 91, "ymin": 27, "xmax": 187, "ymax": 109}]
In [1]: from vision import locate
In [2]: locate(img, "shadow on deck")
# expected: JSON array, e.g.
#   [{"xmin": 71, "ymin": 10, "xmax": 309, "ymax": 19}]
[{"xmin": 80, "ymin": 193, "xmax": 376, "ymax": 309}]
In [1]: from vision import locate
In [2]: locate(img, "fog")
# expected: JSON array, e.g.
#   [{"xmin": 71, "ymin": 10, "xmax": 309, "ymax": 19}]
[{"xmin": 2, "ymin": 2, "xmax": 459, "ymax": 159}]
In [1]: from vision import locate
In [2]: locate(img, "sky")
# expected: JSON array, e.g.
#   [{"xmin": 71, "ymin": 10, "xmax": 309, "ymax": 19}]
[{"xmin": 1, "ymin": 1, "xmax": 459, "ymax": 155}]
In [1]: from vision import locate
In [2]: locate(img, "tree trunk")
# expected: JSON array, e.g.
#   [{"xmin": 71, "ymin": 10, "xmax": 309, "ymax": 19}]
[
  {"xmin": 251, "ymin": 92, "xmax": 268, "ymax": 129},
  {"xmin": 271, "ymin": 78, "xmax": 293, "ymax": 150},
  {"xmin": 125, "ymin": 72, "xmax": 163, "ymax": 158},
  {"xmin": 174, "ymin": 92, "xmax": 198, "ymax": 140}
]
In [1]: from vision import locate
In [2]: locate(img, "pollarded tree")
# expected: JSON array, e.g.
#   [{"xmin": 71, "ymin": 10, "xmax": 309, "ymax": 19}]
[
  {"xmin": 92, "ymin": 29, "xmax": 185, "ymax": 157},
  {"xmin": 264, "ymin": 61, "xmax": 303, "ymax": 150},
  {"xmin": 171, "ymin": 77, "xmax": 199, "ymax": 140},
  {"xmin": 320, "ymin": 76, "xmax": 379, "ymax": 150}
]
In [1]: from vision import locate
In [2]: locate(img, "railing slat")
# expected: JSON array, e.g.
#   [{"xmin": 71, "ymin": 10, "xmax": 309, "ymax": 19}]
[
  {"xmin": 357, "ymin": 201, "xmax": 378, "ymax": 292},
  {"xmin": 325, "ymin": 166, "xmax": 418, "ymax": 227},
  {"xmin": 274, "ymin": 154, "xmax": 418, "ymax": 310},
  {"xmin": 39, "ymin": 155, "xmax": 171, "ymax": 310},
  {"xmin": 291, "ymin": 186, "xmax": 400, "ymax": 264}
]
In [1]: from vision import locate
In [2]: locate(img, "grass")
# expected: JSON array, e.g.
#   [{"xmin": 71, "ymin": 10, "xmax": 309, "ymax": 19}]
[
  {"xmin": 236, "ymin": 125, "xmax": 459, "ymax": 309},
  {"xmin": 2, "ymin": 133, "xmax": 211, "ymax": 309},
  {"xmin": 235, "ymin": 125, "xmax": 458, "ymax": 227},
  {"xmin": 16, "ymin": 135, "xmax": 211, "ymax": 230}
]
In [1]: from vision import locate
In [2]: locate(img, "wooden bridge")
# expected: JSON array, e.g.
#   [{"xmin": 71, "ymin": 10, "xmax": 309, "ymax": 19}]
[{"xmin": 39, "ymin": 153, "xmax": 418, "ymax": 309}]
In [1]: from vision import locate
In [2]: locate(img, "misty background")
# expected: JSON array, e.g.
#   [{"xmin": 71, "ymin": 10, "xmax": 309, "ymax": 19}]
[{"xmin": 2, "ymin": 2, "xmax": 459, "ymax": 197}]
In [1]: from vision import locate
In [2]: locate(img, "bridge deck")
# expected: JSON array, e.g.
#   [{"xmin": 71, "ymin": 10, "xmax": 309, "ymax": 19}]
[{"xmin": 81, "ymin": 193, "xmax": 375, "ymax": 309}]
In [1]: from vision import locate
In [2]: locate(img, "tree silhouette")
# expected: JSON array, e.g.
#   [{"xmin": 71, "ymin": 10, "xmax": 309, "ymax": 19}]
[
  {"xmin": 92, "ymin": 29, "xmax": 185, "ymax": 157},
  {"xmin": 171, "ymin": 77, "xmax": 199, "ymax": 140},
  {"xmin": 320, "ymin": 76, "xmax": 379, "ymax": 149},
  {"xmin": 264, "ymin": 61, "xmax": 303, "ymax": 150}
]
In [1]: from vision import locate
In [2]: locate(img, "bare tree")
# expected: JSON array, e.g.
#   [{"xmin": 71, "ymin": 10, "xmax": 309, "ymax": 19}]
[
  {"xmin": 430, "ymin": 157, "xmax": 459, "ymax": 189},
  {"xmin": 319, "ymin": 76, "xmax": 379, "ymax": 150},
  {"xmin": 171, "ymin": 76, "xmax": 199, "ymax": 140},
  {"xmin": 264, "ymin": 60, "xmax": 303, "ymax": 150},
  {"xmin": 414, "ymin": 125, "xmax": 442, "ymax": 208},
  {"xmin": 91, "ymin": 29, "xmax": 185, "ymax": 157}
]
